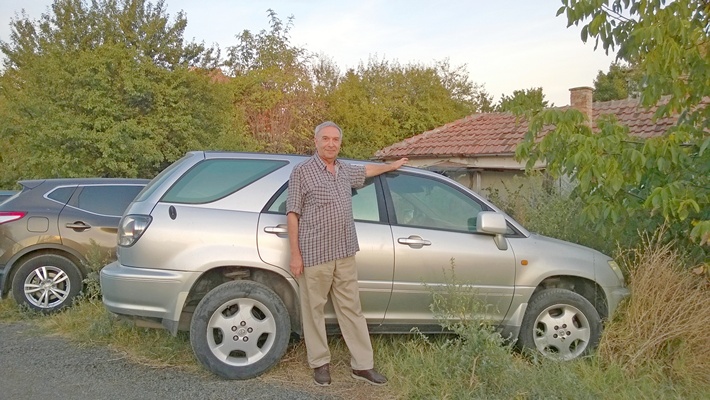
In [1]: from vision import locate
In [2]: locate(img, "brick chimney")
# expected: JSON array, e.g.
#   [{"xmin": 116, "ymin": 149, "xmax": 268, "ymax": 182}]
[{"xmin": 569, "ymin": 86, "xmax": 593, "ymax": 126}]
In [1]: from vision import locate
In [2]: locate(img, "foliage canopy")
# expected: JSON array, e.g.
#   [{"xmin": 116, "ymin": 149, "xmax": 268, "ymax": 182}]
[
  {"xmin": 0, "ymin": 3, "xmax": 487, "ymax": 186},
  {"xmin": 593, "ymin": 61, "xmax": 639, "ymax": 102},
  {"xmin": 0, "ymin": 0, "xmax": 229, "ymax": 183},
  {"xmin": 495, "ymin": 87, "xmax": 552, "ymax": 113},
  {"xmin": 517, "ymin": 0, "xmax": 710, "ymax": 263}
]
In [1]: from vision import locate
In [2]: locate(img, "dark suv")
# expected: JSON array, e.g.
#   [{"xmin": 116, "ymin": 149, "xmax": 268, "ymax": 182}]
[
  {"xmin": 0, "ymin": 178, "xmax": 148, "ymax": 312},
  {"xmin": 0, "ymin": 190, "xmax": 18, "ymax": 204}
]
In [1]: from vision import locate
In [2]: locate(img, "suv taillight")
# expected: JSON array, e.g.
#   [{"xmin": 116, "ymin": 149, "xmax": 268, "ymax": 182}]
[
  {"xmin": 0, "ymin": 211, "xmax": 26, "ymax": 224},
  {"xmin": 118, "ymin": 215, "xmax": 152, "ymax": 247}
]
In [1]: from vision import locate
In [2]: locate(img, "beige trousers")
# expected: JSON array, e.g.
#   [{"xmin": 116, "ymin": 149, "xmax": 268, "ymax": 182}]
[{"xmin": 298, "ymin": 256, "xmax": 374, "ymax": 370}]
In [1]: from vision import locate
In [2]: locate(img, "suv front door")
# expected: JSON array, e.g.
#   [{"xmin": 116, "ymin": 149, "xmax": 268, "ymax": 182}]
[{"xmin": 382, "ymin": 172, "xmax": 516, "ymax": 326}]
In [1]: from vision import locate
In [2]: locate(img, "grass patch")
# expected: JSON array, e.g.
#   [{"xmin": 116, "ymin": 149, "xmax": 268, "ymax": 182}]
[
  {"xmin": 35, "ymin": 299, "xmax": 199, "ymax": 371},
  {"xmin": 0, "ymin": 297, "xmax": 44, "ymax": 321}
]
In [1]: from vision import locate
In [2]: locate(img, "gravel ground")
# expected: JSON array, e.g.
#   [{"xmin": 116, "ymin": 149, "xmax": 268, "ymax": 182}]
[{"xmin": 0, "ymin": 322, "xmax": 337, "ymax": 400}]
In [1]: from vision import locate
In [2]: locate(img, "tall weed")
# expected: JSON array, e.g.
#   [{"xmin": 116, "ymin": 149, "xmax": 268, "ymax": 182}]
[
  {"xmin": 378, "ymin": 262, "xmax": 603, "ymax": 399},
  {"xmin": 377, "ymin": 262, "xmax": 522, "ymax": 398},
  {"xmin": 597, "ymin": 231, "xmax": 710, "ymax": 388}
]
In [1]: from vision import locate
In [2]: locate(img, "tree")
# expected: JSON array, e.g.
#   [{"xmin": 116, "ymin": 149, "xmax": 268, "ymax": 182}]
[
  {"xmin": 223, "ymin": 10, "xmax": 322, "ymax": 154},
  {"xmin": 495, "ymin": 87, "xmax": 552, "ymax": 113},
  {"xmin": 0, "ymin": 0, "xmax": 229, "ymax": 184},
  {"xmin": 592, "ymin": 61, "xmax": 639, "ymax": 101},
  {"xmin": 517, "ymin": 0, "xmax": 710, "ymax": 264},
  {"xmin": 325, "ymin": 57, "xmax": 485, "ymax": 159}
]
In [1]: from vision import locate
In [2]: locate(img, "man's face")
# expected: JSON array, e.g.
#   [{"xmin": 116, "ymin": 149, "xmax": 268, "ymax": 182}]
[{"xmin": 315, "ymin": 126, "xmax": 341, "ymax": 163}]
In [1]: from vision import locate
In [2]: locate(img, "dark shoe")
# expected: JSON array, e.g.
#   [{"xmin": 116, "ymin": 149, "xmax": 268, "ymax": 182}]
[
  {"xmin": 351, "ymin": 368, "xmax": 388, "ymax": 386},
  {"xmin": 313, "ymin": 364, "xmax": 331, "ymax": 386}
]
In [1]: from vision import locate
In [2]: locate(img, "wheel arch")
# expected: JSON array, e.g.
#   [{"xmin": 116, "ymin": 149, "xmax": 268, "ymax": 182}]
[
  {"xmin": 178, "ymin": 266, "xmax": 301, "ymax": 335},
  {"xmin": 2, "ymin": 246, "xmax": 85, "ymax": 296},
  {"xmin": 533, "ymin": 275, "xmax": 609, "ymax": 321}
]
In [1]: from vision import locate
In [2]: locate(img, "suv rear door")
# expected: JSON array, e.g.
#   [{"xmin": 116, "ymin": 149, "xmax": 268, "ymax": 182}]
[{"xmin": 257, "ymin": 176, "xmax": 395, "ymax": 325}]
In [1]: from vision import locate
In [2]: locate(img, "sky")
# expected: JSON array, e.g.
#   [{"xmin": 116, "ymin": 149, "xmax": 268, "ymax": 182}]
[{"xmin": 0, "ymin": 0, "xmax": 618, "ymax": 106}]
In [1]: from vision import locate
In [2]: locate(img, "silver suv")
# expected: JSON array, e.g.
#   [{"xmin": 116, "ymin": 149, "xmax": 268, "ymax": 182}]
[{"xmin": 100, "ymin": 151, "xmax": 629, "ymax": 379}]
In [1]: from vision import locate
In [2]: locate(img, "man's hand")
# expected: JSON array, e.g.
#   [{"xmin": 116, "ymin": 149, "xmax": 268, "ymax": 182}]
[
  {"xmin": 389, "ymin": 157, "xmax": 408, "ymax": 171},
  {"xmin": 365, "ymin": 157, "xmax": 409, "ymax": 177},
  {"xmin": 290, "ymin": 253, "xmax": 304, "ymax": 277}
]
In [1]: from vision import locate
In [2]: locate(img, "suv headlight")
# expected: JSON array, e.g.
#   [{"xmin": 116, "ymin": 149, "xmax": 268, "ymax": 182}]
[
  {"xmin": 118, "ymin": 215, "xmax": 152, "ymax": 247},
  {"xmin": 607, "ymin": 260, "xmax": 626, "ymax": 286}
]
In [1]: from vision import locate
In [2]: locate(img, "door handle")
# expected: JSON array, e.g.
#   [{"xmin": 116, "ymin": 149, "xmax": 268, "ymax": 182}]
[
  {"xmin": 397, "ymin": 235, "xmax": 431, "ymax": 248},
  {"xmin": 264, "ymin": 225, "xmax": 288, "ymax": 235},
  {"xmin": 66, "ymin": 221, "xmax": 91, "ymax": 231}
]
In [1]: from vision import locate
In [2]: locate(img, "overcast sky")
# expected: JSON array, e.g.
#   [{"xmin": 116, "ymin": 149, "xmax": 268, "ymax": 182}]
[{"xmin": 0, "ymin": 0, "xmax": 617, "ymax": 106}]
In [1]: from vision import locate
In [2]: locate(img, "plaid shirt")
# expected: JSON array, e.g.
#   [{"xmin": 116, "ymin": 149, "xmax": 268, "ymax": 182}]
[{"xmin": 287, "ymin": 154, "xmax": 366, "ymax": 267}]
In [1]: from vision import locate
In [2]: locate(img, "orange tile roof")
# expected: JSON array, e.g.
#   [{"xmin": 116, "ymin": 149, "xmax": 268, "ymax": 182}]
[
  {"xmin": 374, "ymin": 97, "xmax": 681, "ymax": 160},
  {"xmin": 592, "ymin": 98, "xmax": 677, "ymax": 139}
]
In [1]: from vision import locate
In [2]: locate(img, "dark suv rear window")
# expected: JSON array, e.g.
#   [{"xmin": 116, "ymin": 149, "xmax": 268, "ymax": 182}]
[
  {"xmin": 47, "ymin": 186, "xmax": 77, "ymax": 204},
  {"xmin": 77, "ymin": 185, "xmax": 145, "ymax": 216},
  {"xmin": 162, "ymin": 159, "xmax": 287, "ymax": 204}
]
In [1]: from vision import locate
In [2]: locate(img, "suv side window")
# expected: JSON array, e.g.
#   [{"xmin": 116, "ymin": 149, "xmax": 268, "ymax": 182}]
[
  {"xmin": 385, "ymin": 173, "xmax": 485, "ymax": 232},
  {"xmin": 351, "ymin": 179, "xmax": 380, "ymax": 222},
  {"xmin": 162, "ymin": 159, "xmax": 287, "ymax": 204},
  {"xmin": 265, "ymin": 178, "xmax": 381, "ymax": 223},
  {"xmin": 77, "ymin": 185, "xmax": 144, "ymax": 216}
]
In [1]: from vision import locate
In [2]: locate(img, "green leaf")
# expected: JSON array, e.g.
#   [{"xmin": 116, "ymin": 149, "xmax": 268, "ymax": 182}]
[{"xmin": 700, "ymin": 137, "xmax": 710, "ymax": 156}]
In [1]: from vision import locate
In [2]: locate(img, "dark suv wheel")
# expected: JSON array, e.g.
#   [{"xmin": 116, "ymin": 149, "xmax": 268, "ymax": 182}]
[
  {"xmin": 189, "ymin": 280, "xmax": 291, "ymax": 380},
  {"xmin": 11, "ymin": 254, "xmax": 82, "ymax": 312}
]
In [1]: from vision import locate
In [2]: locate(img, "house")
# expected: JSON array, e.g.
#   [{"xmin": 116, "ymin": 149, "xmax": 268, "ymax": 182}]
[{"xmin": 373, "ymin": 87, "xmax": 679, "ymax": 195}]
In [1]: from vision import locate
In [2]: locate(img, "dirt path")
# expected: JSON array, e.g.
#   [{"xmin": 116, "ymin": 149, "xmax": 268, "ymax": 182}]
[{"xmin": 0, "ymin": 322, "xmax": 335, "ymax": 400}]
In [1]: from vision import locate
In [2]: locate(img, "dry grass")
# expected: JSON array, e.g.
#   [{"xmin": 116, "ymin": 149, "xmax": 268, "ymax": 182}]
[
  {"xmin": 263, "ymin": 336, "xmax": 398, "ymax": 400},
  {"xmin": 32, "ymin": 300, "xmax": 395, "ymax": 398},
  {"xmin": 598, "ymin": 231, "xmax": 710, "ymax": 387}
]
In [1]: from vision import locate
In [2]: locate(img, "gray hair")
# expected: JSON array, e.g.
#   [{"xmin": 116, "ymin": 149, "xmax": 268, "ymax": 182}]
[{"xmin": 314, "ymin": 121, "xmax": 343, "ymax": 138}]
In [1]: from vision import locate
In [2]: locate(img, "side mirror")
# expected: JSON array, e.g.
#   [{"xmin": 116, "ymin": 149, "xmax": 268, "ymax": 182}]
[{"xmin": 476, "ymin": 211, "xmax": 508, "ymax": 251}]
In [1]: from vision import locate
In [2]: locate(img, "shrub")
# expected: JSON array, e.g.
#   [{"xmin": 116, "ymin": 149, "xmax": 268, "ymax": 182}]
[
  {"xmin": 487, "ymin": 173, "xmax": 633, "ymax": 257},
  {"xmin": 78, "ymin": 241, "xmax": 113, "ymax": 302}
]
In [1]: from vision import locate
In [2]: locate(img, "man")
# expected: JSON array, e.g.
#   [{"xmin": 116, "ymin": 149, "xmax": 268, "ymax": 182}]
[{"xmin": 286, "ymin": 121, "xmax": 407, "ymax": 386}]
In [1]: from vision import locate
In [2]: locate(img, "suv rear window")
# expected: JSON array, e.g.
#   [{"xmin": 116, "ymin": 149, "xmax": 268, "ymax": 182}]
[
  {"xmin": 162, "ymin": 159, "xmax": 287, "ymax": 204},
  {"xmin": 134, "ymin": 153, "xmax": 195, "ymax": 203}
]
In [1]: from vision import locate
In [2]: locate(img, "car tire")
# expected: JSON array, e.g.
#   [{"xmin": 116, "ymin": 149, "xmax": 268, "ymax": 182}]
[
  {"xmin": 190, "ymin": 280, "xmax": 291, "ymax": 380},
  {"xmin": 518, "ymin": 288, "xmax": 601, "ymax": 360},
  {"xmin": 11, "ymin": 254, "xmax": 83, "ymax": 313}
]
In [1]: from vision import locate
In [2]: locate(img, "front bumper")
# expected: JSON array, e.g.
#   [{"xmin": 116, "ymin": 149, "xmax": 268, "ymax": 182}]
[
  {"xmin": 607, "ymin": 286, "xmax": 631, "ymax": 317},
  {"xmin": 100, "ymin": 261, "xmax": 200, "ymax": 333}
]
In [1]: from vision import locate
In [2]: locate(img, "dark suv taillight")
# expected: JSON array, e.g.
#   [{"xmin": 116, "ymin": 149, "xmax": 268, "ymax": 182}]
[{"xmin": 0, "ymin": 211, "xmax": 26, "ymax": 225}]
